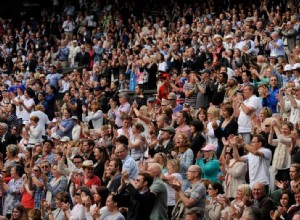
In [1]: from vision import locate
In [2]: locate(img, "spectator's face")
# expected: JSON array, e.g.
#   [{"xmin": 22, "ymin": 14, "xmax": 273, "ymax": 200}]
[
  {"xmin": 280, "ymin": 193, "xmax": 290, "ymax": 208},
  {"xmin": 84, "ymin": 167, "xmax": 94, "ymax": 178},
  {"xmin": 252, "ymin": 183, "xmax": 265, "ymax": 200},
  {"xmin": 106, "ymin": 195, "xmax": 116, "ymax": 212},
  {"xmin": 176, "ymin": 112, "xmax": 185, "ymax": 125},
  {"xmin": 243, "ymin": 86, "xmax": 252, "ymax": 99},
  {"xmin": 133, "ymin": 175, "xmax": 145, "ymax": 191},
  {"xmin": 12, "ymin": 208, "xmax": 22, "ymax": 219},
  {"xmin": 82, "ymin": 142, "xmax": 90, "ymax": 153},
  {"xmin": 43, "ymin": 142, "xmax": 52, "ymax": 154},
  {"xmin": 115, "ymin": 144, "xmax": 127, "ymax": 160},
  {"xmin": 290, "ymin": 167, "xmax": 299, "ymax": 180},
  {"xmin": 108, "ymin": 161, "xmax": 117, "ymax": 175},
  {"xmin": 41, "ymin": 162, "xmax": 51, "ymax": 174},
  {"xmin": 241, "ymin": 72, "xmax": 249, "ymax": 83},
  {"xmin": 270, "ymin": 77, "xmax": 278, "ymax": 87},
  {"xmin": 295, "ymin": 193, "xmax": 300, "ymax": 206},
  {"xmin": 73, "ymin": 158, "xmax": 83, "ymax": 168},
  {"xmin": 122, "ymin": 119, "xmax": 131, "ymax": 128}
]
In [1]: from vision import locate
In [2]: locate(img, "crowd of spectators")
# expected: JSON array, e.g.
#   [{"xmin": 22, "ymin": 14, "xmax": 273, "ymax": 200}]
[{"xmin": 1, "ymin": 0, "xmax": 300, "ymax": 219}]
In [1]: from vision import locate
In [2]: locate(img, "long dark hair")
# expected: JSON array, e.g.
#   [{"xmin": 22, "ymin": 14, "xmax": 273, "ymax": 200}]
[{"xmin": 95, "ymin": 146, "xmax": 110, "ymax": 163}]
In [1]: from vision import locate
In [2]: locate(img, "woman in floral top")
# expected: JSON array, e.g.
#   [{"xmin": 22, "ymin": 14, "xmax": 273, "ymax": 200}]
[{"xmin": 1, "ymin": 164, "xmax": 24, "ymax": 218}]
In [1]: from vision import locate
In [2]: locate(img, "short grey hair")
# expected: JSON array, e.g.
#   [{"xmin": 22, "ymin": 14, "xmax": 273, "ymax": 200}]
[
  {"xmin": 184, "ymin": 207, "xmax": 204, "ymax": 219},
  {"xmin": 7, "ymin": 144, "xmax": 18, "ymax": 157},
  {"xmin": 243, "ymin": 207, "xmax": 262, "ymax": 220},
  {"xmin": 0, "ymin": 122, "xmax": 8, "ymax": 131}
]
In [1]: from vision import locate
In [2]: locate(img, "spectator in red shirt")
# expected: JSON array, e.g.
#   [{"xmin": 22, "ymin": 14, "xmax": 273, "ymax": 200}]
[{"xmin": 74, "ymin": 160, "xmax": 101, "ymax": 193}]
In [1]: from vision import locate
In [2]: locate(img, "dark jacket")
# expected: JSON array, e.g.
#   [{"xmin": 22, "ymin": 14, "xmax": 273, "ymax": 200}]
[
  {"xmin": 121, "ymin": 183, "xmax": 156, "ymax": 220},
  {"xmin": 214, "ymin": 118, "xmax": 238, "ymax": 156},
  {"xmin": 156, "ymin": 139, "xmax": 174, "ymax": 158},
  {"xmin": 75, "ymin": 51, "xmax": 90, "ymax": 67},
  {"xmin": 0, "ymin": 132, "xmax": 17, "ymax": 160},
  {"xmin": 258, "ymin": 195, "xmax": 276, "ymax": 220},
  {"xmin": 190, "ymin": 132, "xmax": 206, "ymax": 159}
]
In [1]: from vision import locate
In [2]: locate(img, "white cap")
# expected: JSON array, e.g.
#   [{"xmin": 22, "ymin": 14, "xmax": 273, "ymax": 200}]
[
  {"xmin": 292, "ymin": 63, "xmax": 300, "ymax": 70},
  {"xmin": 284, "ymin": 64, "xmax": 292, "ymax": 71}
]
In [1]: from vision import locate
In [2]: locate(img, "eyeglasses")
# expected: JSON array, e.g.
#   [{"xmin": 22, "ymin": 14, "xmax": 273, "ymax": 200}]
[
  {"xmin": 73, "ymin": 161, "xmax": 82, "ymax": 164},
  {"xmin": 41, "ymin": 166, "xmax": 49, "ymax": 169},
  {"xmin": 208, "ymin": 188, "xmax": 214, "ymax": 190},
  {"xmin": 115, "ymin": 149, "xmax": 126, "ymax": 154},
  {"xmin": 75, "ymin": 192, "xmax": 80, "ymax": 196}
]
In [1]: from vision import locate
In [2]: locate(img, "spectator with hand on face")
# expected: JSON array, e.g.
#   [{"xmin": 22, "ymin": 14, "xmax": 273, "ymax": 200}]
[{"xmin": 41, "ymin": 192, "xmax": 68, "ymax": 220}]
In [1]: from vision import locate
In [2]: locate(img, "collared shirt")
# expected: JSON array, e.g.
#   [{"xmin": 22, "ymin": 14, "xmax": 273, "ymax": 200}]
[
  {"xmin": 115, "ymin": 102, "xmax": 131, "ymax": 127},
  {"xmin": 122, "ymin": 155, "xmax": 138, "ymax": 180}
]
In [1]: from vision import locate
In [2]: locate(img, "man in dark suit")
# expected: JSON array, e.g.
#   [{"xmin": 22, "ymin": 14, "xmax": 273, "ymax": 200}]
[
  {"xmin": 119, "ymin": 171, "xmax": 156, "ymax": 220},
  {"xmin": 74, "ymin": 44, "xmax": 90, "ymax": 68},
  {"xmin": 0, "ymin": 123, "xmax": 17, "ymax": 162}
]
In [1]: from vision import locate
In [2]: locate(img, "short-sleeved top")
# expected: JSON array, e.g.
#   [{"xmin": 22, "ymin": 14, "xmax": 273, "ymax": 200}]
[
  {"xmin": 238, "ymin": 95, "xmax": 262, "ymax": 133},
  {"xmin": 184, "ymin": 181, "xmax": 206, "ymax": 213},
  {"xmin": 242, "ymin": 147, "xmax": 272, "ymax": 187},
  {"xmin": 122, "ymin": 155, "xmax": 138, "ymax": 180},
  {"xmin": 18, "ymin": 98, "xmax": 35, "ymax": 122},
  {"xmin": 46, "ymin": 72, "xmax": 61, "ymax": 89}
]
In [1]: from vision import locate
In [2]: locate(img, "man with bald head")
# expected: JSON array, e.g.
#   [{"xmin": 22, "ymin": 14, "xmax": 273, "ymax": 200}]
[
  {"xmin": 252, "ymin": 182, "xmax": 275, "ymax": 220},
  {"xmin": 147, "ymin": 163, "xmax": 168, "ymax": 220},
  {"xmin": 170, "ymin": 165, "xmax": 206, "ymax": 220}
]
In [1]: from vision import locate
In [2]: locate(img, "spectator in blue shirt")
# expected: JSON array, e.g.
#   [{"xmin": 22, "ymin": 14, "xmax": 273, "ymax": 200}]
[
  {"xmin": 258, "ymin": 83, "xmax": 278, "ymax": 113},
  {"xmin": 56, "ymin": 108, "xmax": 74, "ymax": 139}
]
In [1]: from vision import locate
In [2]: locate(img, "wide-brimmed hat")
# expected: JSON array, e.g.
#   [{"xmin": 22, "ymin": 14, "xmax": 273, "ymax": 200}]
[
  {"xmin": 60, "ymin": 136, "xmax": 70, "ymax": 142},
  {"xmin": 82, "ymin": 160, "xmax": 94, "ymax": 168}
]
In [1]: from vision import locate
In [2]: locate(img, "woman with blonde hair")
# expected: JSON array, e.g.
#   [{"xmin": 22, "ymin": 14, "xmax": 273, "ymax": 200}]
[
  {"xmin": 230, "ymin": 184, "xmax": 252, "ymax": 219},
  {"xmin": 204, "ymin": 106, "xmax": 220, "ymax": 150},
  {"xmin": 251, "ymin": 107, "xmax": 273, "ymax": 135},
  {"xmin": 162, "ymin": 159, "xmax": 183, "ymax": 219},
  {"xmin": 172, "ymin": 132, "xmax": 194, "ymax": 191}
]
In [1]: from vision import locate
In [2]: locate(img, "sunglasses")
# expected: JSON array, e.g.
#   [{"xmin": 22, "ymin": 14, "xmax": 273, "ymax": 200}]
[
  {"xmin": 41, "ymin": 166, "xmax": 49, "ymax": 168},
  {"xmin": 75, "ymin": 192, "xmax": 81, "ymax": 196},
  {"xmin": 33, "ymin": 169, "xmax": 39, "ymax": 172}
]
